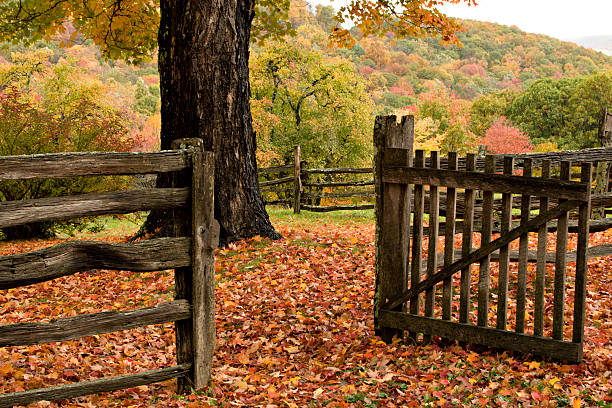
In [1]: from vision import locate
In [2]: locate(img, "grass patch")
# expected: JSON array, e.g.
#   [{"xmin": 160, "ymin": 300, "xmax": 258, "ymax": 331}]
[{"xmin": 267, "ymin": 206, "xmax": 374, "ymax": 227}]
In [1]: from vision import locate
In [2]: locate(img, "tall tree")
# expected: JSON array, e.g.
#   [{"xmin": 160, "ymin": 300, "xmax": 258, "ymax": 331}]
[{"xmin": 0, "ymin": 0, "xmax": 474, "ymax": 243}]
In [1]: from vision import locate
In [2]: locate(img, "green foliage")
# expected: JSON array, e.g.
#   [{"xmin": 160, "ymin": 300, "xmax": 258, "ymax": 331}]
[
  {"xmin": 0, "ymin": 54, "xmax": 140, "ymax": 240},
  {"xmin": 251, "ymin": 40, "xmax": 375, "ymax": 168},
  {"xmin": 507, "ymin": 72, "xmax": 612, "ymax": 149}
]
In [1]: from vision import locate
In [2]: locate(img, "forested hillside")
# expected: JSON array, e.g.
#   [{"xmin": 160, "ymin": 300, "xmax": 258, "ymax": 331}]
[{"xmin": 1, "ymin": 1, "xmax": 611, "ymax": 170}]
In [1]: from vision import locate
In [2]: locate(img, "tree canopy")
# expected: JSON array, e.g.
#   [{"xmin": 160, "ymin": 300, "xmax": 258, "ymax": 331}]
[{"xmin": 0, "ymin": 0, "xmax": 476, "ymax": 63}]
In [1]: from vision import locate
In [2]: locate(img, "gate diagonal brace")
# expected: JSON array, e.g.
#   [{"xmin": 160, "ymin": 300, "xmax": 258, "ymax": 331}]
[{"xmin": 384, "ymin": 199, "xmax": 584, "ymax": 311}]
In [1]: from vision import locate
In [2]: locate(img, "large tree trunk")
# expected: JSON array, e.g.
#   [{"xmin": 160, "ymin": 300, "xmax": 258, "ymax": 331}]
[{"xmin": 156, "ymin": 0, "xmax": 280, "ymax": 244}]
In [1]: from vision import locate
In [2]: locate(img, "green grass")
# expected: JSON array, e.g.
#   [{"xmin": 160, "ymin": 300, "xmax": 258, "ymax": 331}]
[{"xmin": 267, "ymin": 206, "xmax": 374, "ymax": 227}]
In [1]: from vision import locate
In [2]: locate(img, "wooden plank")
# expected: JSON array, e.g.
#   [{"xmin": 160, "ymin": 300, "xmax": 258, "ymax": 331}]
[
  {"xmin": 257, "ymin": 164, "xmax": 293, "ymax": 174},
  {"xmin": 410, "ymin": 150, "xmax": 426, "ymax": 341},
  {"xmin": 384, "ymin": 199, "xmax": 583, "ymax": 311},
  {"xmin": 497, "ymin": 157, "xmax": 514, "ymax": 330},
  {"xmin": 383, "ymin": 167, "xmax": 589, "ymax": 201},
  {"xmin": 0, "ymin": 150, "xmax": 191, "ymax": 181},
  {"xmin": 477, "ymin": 155, "xmax": 495, "ymax": 327},
  {"xmin": 423, "ymin": 151, "xmax": 440, "ymax": 343},
  {"xmin": 553, "ymin": 161, "xmax": 571, "ymax": 341},
  {"xmin": 374, "ymin": 115, "xmax": 413, "ymax": 343},
  {"xmin": 259, "ymin": 176, "xmax": 294, "ymax": 187},
  {"xmin": 572, "ymin": 163, "xmax": 592, "ymax": 356},
  {"xmin": 170, "ymin": 139, "xmax": 198, "ymax": 394},
  {"xmin": 0, "ymin": 364, "xmax": 192, "ymax": 408},
  {"xmin": 516, "ymin": 158, "xmax": 532, "ymax": 334},
  {"xmin": 301, "ymin": 204, "xmax": 374, "ymax": 212},
  {"xmin": 0, "ymin": 237, "xmax": 191, "ymax": 290},
  {"xmin": 190, "ymin": 150, "xmax": 218, "ymax": 389},
  {"xmin": 303, "ymin": 191, "xmax": 375, "ymax": 198},
  {"xmin": 590, "ymin": 193, "xmax": 612, "ymax": 208},
  {"xmin": 442, "ymin": 152, "xmax": 458, "ymax": 322},
  {"xmin": 535, "ymin": 160, "xmax": 551, "ymax": 337},
  {"xmin": 0, "ymin": 188, "xmax": 189, "ymax": 228},
  {"xmin": 506, "ymin": 146, "xmax": 612, "ymax": 164},
  {"xmin": 302, "ymin": 180, "xmax": 374, "ymax": 188},
  {"xmin": 302, "ymin": 167, "xmax": 373, "ymax": 175},
  {"xmin": 0, "ymin": 300, "xmax": 191, "ymax": 347},
  {"xmin": 459, "ymin": 154, "xmax": 476, "ymax": 324},
  {"xmin": 263, "ymin": 199, "xmax": 293, "ymax": 206},
  {"xmin": 293, "ymin": 146, "xmax": 302, "ymax": 214},
  {"xmin": 378, "ymin": 311, "xmax": 582, "ymax": 362}
]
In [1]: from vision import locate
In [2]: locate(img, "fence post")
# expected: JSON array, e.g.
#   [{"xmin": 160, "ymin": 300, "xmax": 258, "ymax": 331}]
[
  {"xmin": 374, "ymin": 115, "xmax": 414, "ymax": 343},
  {"xmin": 593, "ymin": 108, "xmax": 611, "ymax": 219},
  {"xmin": 171, "ymin": 138, "xmax": 218, "ymax": 392},
  {"xmin": 294, "ymin": 145, "xmax": 301, "ymax": 214}
]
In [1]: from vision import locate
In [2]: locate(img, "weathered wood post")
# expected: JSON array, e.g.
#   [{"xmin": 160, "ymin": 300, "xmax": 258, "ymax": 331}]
[
  {"xmin": 294, "ymin": 145, "xmax": 302, "ymax": 214},
  {"xmin": 374, "ymin": 115, "xmax": 414, "ymax": 343},
  {"xmin": 593, "ymin": 108, "xmax": 612, "ymax": 219},
  {"xmin": 171, "ymin": 138, "xmax": 218, "ymax": 391}
]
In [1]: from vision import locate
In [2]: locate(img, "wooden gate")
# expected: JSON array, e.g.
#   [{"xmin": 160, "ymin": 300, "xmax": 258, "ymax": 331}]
[
  {"xmin": 374, "ymin": 116, "xmax": 593, "ymax": 362},
  {"xmin": 0, "ymin": 138, "xmax": 218, "ymax": 406}
]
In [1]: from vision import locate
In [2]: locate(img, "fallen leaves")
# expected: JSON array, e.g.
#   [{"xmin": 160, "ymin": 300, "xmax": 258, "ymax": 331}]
[{"xmin": 0, "ymin": 220, "xmax": 610, "ymax": 407}]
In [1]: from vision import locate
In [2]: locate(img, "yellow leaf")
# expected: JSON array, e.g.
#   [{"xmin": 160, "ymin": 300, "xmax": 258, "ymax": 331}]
[
  {"xmin": 527, "ymin": 361, "xmax": 541, "ymax": 370},
  {"xmin": 313, "ymin": 388, "xmax": 324, "ymax": 398},
  {"xmin": 572, "ymin": 397, "xmax": 582, "ymax": 408}
]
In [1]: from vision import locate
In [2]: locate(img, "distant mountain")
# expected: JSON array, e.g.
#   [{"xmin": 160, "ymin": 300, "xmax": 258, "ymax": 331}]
[{"xmin": 571, "ymin": 36, "xmax": 612, "ymax": 56}]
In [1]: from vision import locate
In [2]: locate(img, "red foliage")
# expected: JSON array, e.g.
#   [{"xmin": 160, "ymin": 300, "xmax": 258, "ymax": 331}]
[
  {"xmin": 480, "ymin": 118, "xmax": 533, "ymax": 154},
  {"xmin": 359, "ymin": 65, "xmax": 374, "ymax": 76}
]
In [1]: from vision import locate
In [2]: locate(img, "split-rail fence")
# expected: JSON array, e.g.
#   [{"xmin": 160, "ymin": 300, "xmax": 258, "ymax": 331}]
[
  {"xmin": 0, "ymin": 138, "xmax": 218, "ymax": 407},
  {"xmin": 259, "ymin": 146, "xmax": 611, "ymax": 226},
  {"xmin": 373, "ymin": 115, "xmax": 612, "ymax": 362}
]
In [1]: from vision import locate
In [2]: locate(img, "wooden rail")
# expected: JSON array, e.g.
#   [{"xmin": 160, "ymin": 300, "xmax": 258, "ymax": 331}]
[
  {"xmin": 0, "ymin": 138, "xmax": 218, "ymax": 405},
  {"xmin": 374, "ymin": 114, "xmax": 604, "ymax": 363}
]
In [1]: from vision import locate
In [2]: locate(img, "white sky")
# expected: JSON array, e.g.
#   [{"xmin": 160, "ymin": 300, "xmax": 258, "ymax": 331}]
[{"xmin": 313, "ymin": 0, "xmax": 612, "ymax": 40}]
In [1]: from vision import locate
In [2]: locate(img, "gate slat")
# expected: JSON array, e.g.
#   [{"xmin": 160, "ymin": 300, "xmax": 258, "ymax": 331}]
[
  {"xmin": 459, "ymin": 154, "xmax": 476, "ymax": 324},
  {"xmin": 553, "ymin": 161, "xmax": 571, "ymax": 340},
  {"xmin": 572, "ymin": 163, "xmax": 592, "ymax": 351},
  {"xmin": 442, "ymin": 152, "xmax": 458, "ymax": 321},
  {"xmin": 497, "ymin": 157, "xmax": 514, "ymax": 330},
  {"xmin": 409, "ymin": 150, "xmax": 426, "ymax": 340},
  {"xmin": 516, "ymin": 159, "xmax": 533, "ymax": 334},
  {"xmin": 535, "ymin": 160, "xmax": 551, "ymax": 336},
  {"xmin": 424, "ymin": 151, "xmax": 440, "ymax": 343},
  {"xmin": 477, "ymin": 155, "xmax": 495, "ymax": 327}
]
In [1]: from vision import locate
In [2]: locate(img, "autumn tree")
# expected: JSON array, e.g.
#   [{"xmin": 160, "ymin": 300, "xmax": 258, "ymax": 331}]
[
  {"xmin": 0, "ymin": 0, "xmax": 475, "ymax": 243},
  {"xmin": 480, "ymin": 117, "xmax": 533, "ymax": 154}
]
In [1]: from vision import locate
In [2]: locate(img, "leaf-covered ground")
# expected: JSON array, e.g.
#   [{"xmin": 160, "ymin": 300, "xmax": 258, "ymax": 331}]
[{"xmin": 0, "ymin": 213, "xmax": 610, "ymax": 407}]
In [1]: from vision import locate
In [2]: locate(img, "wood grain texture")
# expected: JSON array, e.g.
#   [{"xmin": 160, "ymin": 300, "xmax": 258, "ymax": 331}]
[
  {"xmin": 374, "ymin": 115, "xmax": 413, "ymax": 343},
  {"xmin": 0, "ymin": 300, "xmax": 191, "ymax": 347},
  {"xmin": 459, "ymin": 154, "xmax": 476, "ymax": 324},
  {"xmin": 535, "ymin": 160, "xmax": 551, "ymax": 337},
  {"xmin": 423, "ymin": 151, "xmax": 439, "ymax": 343},
  {"xmin": 190, "ymin": 150, "xmax": 217, "ymax": 388},
  {"xmin": 477, "ymin": 155, "xmax": 495, "ymax": 327},
  {"xmin": 442, "ymin": 152, "xmax": 458, "ymax": 322},
  {"xmin": 0, "ymin": 188, "xmax": 189, "ymax": 228},
  {"xmin": 0, "ymin": 150, "xmax": 191, "ymax": 181},
  {"xmin": 410, "ymin": 150, "xmax": 426, "ymax": 341},
  {"xmin": 383, "ymin": 167, "xmax": 589, "ymax": 201},
  {"xmin": 516, "ymin": 159, "xmax": 532, "ymax": 334},
  {"xmin": 379, "ymin": 311, "xmax": 581, "ymax": 362},
  {"xmin": 302, "ymin": 167, "xmax": 373, "ymax": 175},
  {"xmin": 553, "ymin": 162, "xmax": 571, "ymax": 340},
  {"xmin": 0, "ymin": 364, "xmax": 191, "ymax": 408},
  {"xmin": 0, "ymin": 237, "xmax": 191, "ymax": 290},
  {"xmin": 572, "ymin": 163, "xmax": 592, "ymax": 353},
  {"xmin": 259, "ymin": 176, "xmax": 294, "ymax": 187},
  {"xmin": 301, "ymin": 204, "xmax": 374, "ymax": 212},
  {"xmin": 384, "ymin": 199, "xmax": 583, "ymax": 311}
]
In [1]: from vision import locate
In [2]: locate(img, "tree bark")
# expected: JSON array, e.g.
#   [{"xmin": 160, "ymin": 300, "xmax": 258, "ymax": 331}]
[{"xmin": 156, "ymin": 0, "xmax": 280, "ymax": 244}]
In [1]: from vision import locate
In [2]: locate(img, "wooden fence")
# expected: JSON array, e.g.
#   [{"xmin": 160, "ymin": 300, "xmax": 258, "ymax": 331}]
[
  {"xmin": 373, "ymin": 115, "xmax": 611, "ymax": 362},
  {"xmin": 258, "ymin": 146, "xmax": 375, "ymax": 214},
  {"xmin": 0, "ymin": 138, "xmax": 218, "ymax": 407},
  {"xmin": 259, "ymin": 145, "xmax": 611, "ymax": 222}
]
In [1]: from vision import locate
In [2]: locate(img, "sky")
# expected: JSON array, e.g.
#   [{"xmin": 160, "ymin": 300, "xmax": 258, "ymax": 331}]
[{"xmin": 313, "ymin": 0, "xmax": 612, "ymax": 41}]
